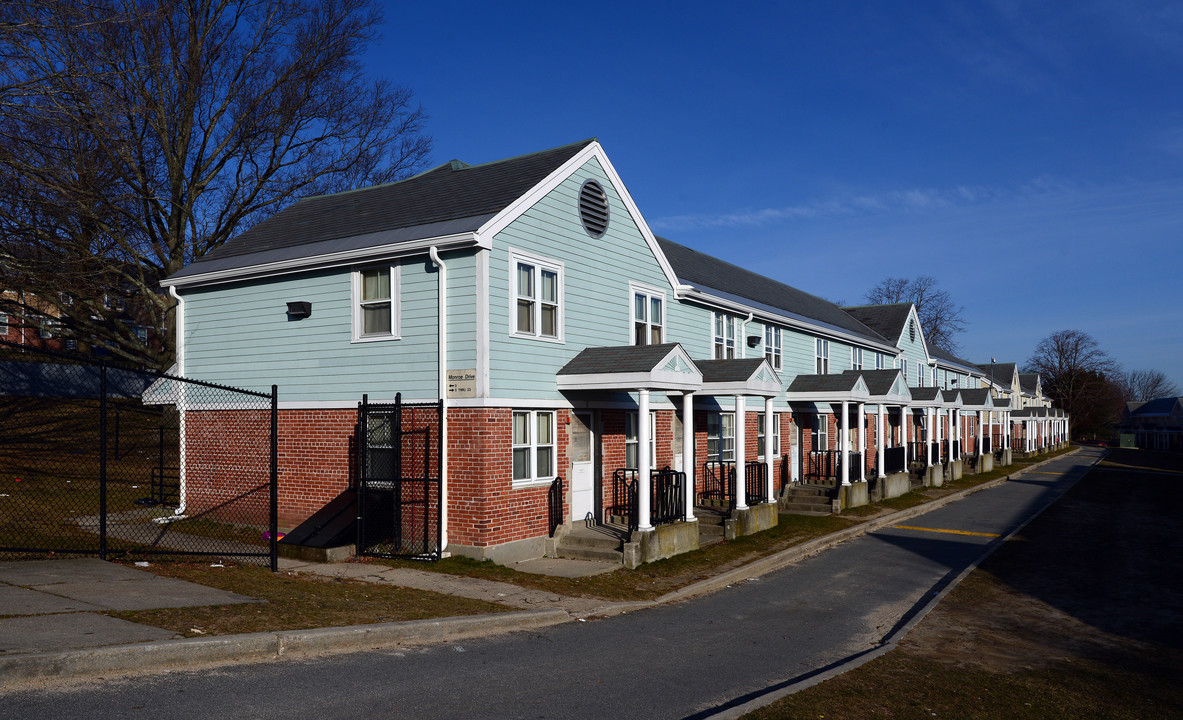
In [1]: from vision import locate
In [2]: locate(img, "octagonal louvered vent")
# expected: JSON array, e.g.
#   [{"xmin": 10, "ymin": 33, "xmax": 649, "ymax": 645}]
[
  {"xmin": 909, "ymin": 318, "xmax": 916, "ymax": 342},
  {"xmin": 578, "ymin": 180, "xmax": 609, "ymax": 238}
]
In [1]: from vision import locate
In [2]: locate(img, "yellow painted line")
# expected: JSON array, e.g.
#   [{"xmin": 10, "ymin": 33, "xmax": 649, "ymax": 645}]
[{"xmin": 894, "ymin": 525, "xmax": 1001, "ymax": 538}]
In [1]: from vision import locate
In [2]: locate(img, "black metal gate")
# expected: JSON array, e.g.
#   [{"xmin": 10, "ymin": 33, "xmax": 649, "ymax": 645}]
[{"xmin": 356, "ymin": 393, "xmax": 443, "ymax": 560}]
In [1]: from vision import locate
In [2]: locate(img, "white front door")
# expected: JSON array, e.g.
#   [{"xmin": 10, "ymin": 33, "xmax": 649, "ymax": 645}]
[{"xmin": 570, "ymin": 412, "xmax": 595, "ymax": 521}]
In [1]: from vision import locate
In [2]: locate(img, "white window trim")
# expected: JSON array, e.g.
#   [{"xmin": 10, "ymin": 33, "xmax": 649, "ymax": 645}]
[
  {"xmin": 625, "ymin": 410, "xmax": 658, "ymax": 469},
  {"xmin": 508, "ymin": 249, "xmax": 564, "ymax": 344},
  {"xmin": 757, "ymin": 413, "xmax": 781, "ymax": 461},
  {"xmin": 628, "ymin": 283, "xmax": 666, "ymax": 346},
  {"xmin": 815, "ymin": 338, "xmax": 830, "ymax": 374},
  {"xmin": 351, "ymin": 264, "xmax": 401, "ymax": 343},
  {"xmin": 851, "ymin": 347, "xmax": 863, "ymax": 371},
  {"xmin": 713, "ymin": 312, "xmax": 736, "ymax": 359},
  {"xmin": 0, "ymin": 311, "xmax": 8, "ymax": 335},
  {"xmin": 512, "ymin": 409, "xmax": 557, "ymax": 487},
  {"xmin": 764, "ymin": 325, "xmax": 782, "ymax": 371}
]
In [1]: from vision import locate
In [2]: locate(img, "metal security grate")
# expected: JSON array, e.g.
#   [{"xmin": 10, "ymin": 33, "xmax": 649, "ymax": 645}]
[{"xmin": 578, "ymin": 179, "xmax": 609, "ymax": 238}]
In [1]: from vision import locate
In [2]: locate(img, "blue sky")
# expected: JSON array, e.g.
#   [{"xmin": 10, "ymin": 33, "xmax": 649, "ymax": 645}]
[{"xmin": 368, "ymin": 1, "xmax": 1183, "ymax": 384}]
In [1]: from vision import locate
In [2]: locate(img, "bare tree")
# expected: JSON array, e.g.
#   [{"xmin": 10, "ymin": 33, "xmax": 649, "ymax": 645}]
[
  {"xmin": 0, "ymin": 0, "xmax": 431, "ymax": 366},
  {"xmin": 1024, "ymin": 329, "xmax": 1122, "ymax": 437},
  {"xmin": 864, "ymin": 276, "xmax": 967, "ymax": 352},
  {"xmin": 1115, "ymin": 369, "xmax": 1182, "ymax": 403}
]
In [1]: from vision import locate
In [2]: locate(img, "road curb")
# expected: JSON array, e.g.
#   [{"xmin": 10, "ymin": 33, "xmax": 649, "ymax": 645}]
[{"xmin": 0, "ymin": 608, "xmax": 569, "ymax": 689}]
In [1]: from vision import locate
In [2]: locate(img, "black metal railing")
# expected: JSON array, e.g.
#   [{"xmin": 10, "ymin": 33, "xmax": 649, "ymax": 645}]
[
  {"xmin": 847, "ymin": 451, "xmax": 863, "ymax": 480},
  {"xmin": 884, "ymin": 446, "xmax": 907, "ymax": 474},
  {"xmin": 780, "ymin": 453, "xmax": 791, "ymax": 492},
  {"xmin": 745, "ymin": 461, "xmax": 767, "ymax": 504},
  {"xmin": 651, "ymin": 467, "xmax": 685, "ymax": 526},
  {"xmin": 547, "ymin": 476, "xmax": 563, "ymax": 538},
  {"xmin": 952, "ymin": 440, "xmax": 960, "ymax": 459},
  {"xmin": 804, "ymin": 450, "xmax": 837, "ymax": 482},
  {"xmin": 983, "ymin": 436, "xmax": 992, "ymax": 453},
  {"xmin": 700, "ymin": 460, "xmax": 735, "ymax": 505},
  {"xmin": 908, "ymin": 441, "xmax": 925, "ymax": 464},
  {"xmin": 611, "ymin": 468, "xmax": 638, "ymax": 530},
  {"xmin": 992, "ymin": 432, "xmax": 1005, "ymax": 450}
]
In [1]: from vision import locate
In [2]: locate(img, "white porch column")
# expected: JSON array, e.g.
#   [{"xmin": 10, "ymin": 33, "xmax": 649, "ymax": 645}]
[
  {"xmin": 903, "ymin": 405, "xmax": 911, "ymax": 464},
  {"xmin": 764, "ymin": 397, "xmax": 775, "ymax": 504},
  {"xmin": 877, "ymin": 403, "xmax": 886, "ymax": 478},
  {"xmin": 925, "ymin": 407, "xmax": 933, "ymax": 466},
  {"xmin": 841, "ymin": 400, "xmax": 851, "ymax": 486},
  {"xmin": 683, "ymin": 392, "xmax": 695, "ymax": 522},
  {"xmin": 977, "ymin": 410, "xmax": 984, "ymax": 456},
  {"xmin": 937, "ymin": 408, "xmax": 944, "ymax": 462},
  {"xmin": 858, "ymin": 402, "xmax": 866, "ymax": 482},
  {"xmin": 1005, "ymin": 411, "xmax": 1011, "ymax": 449},
  {"xmin": 637, "ymin": 389, "xmax": 652, "ymax": 532},
  {"xmin": 946, "ymin": 409, "xmax": 954, "ymax": 461},
  {"xmin": 735, "ymin": 395, "xmax": 748, "ymax": 510}
]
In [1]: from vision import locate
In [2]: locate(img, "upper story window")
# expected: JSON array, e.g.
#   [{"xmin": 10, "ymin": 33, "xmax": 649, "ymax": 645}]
[
  {"xmin": 713, "ymin": 312, "xmax": 736, "ymax": 359},
  {"xmin": 0, "ymin": 312, "xmax": 7, "ymax": 336},
  {"xmin": 632, "ymin": 287, "xmax": 664, "ymax": 345},
  {"xmin": 353, "ymin": 265, "xmax": 399, "ymax": 341},
  {"xmin": 815, "ymin": 338, "xmax": 830, "ymax": 374},
  {"xmin": 851, "ymin": 347, "xmax": 864, "ymax": 371},
  {"xmin": 511, "ymin": 252, "xmax": 562, "ymax": 341},
  {"xmin": 875, "ymin": 353, "xmax": 885, "ymax": 370},
  {"xmin": 900, "ymin": 357, "xmax": 908, "ymax": 384},
  {"xmin": 764, "ymin": 326, "xmax": 782, "ymax": 370},
  {"xmin": 40, "ymin": 317, "xmax": 58, "ymax": 339},
  {"xmin": 512, "ymin": 409, "xmax": 555, "ymax": 484}
]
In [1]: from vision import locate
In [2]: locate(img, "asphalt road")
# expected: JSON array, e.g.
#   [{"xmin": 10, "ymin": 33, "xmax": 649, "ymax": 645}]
[{"xmin": 0, "ymin": 448, "xmax": 1102, "ymax": 720}]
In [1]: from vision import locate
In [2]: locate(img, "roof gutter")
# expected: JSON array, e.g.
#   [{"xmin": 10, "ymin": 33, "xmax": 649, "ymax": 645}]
[
  {"xmin": 675, "ymin": 287, "xmax": 899, "ymax": 355},
  {"xmin": 163, "ymin": 232, "xmax": 484, "ymax": 290}
]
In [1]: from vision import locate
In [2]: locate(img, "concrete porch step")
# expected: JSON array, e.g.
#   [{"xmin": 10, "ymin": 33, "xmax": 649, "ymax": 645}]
[
  {"xmin": 554, "ymin": 522, "xmax": 627, "ymax": 564},
  {"xmin": 555, "ymin": 544, "xmax": 624, "ymax": 563}
]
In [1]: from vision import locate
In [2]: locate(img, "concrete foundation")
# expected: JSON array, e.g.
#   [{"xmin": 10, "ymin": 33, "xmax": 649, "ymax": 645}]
[
  {"xmin": 730, "ymin": 502, "xmax": 778, "ymax": 538},
  {"xmin": 882, "ymin": 472, "xmax": 912, "ymax": 500},
  {"xmin": 976, "ymin": 453, "xmax": 994, "ymax": 473},
  {"xmin": 1000, "ymin": 448, "xmax": 1012, "ymax": 466},
  {"xmin": 926, "ymin": 464, "xmax": 944, "ymax": 487},
  {"xmin": 448, "ymin": 534, "xmax": 550, "ymax": 566},
  {"xmin": 948, "ymin": 459, "xmax": 963, "ymax": 481},
  {"xmin": 840, "ymin": 481, "xmax": 870, "ymax": 510},
  {"xmin": 277, "ymin": 542, "xmax": 355, "ymax": 564},
  {"xmin": 624, "ymin": 519, "xmax": 700, "ymax": 569}
]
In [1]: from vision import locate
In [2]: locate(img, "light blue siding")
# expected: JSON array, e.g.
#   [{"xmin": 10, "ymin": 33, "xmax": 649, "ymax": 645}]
[
  {"xmin": 182, "ymin": 252, "xmax": 477, "ymax": 402},
  {"xmin": 488, "ymin": 157, "xmax": 675, "ymax": 399}
]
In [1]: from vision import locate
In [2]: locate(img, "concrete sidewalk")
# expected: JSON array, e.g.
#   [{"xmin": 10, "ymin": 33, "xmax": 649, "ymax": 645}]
[{"xmin": 0, "ymin": 450, "xmax": 1087, "ymax": 690}]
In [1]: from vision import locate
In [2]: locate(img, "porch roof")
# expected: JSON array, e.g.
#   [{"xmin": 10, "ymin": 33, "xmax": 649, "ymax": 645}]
[
  {"xmin": 786, "ymin": 372, "xmax": 871, "ymax": 403},
  {"xmin": 556, "ymin": 343, "xmax": 701, "ymax": 391},
  {"xmin": 696, "ymin": 358, "xmax": 782, "ymax": 397},
  {"xmin": 958, "ymin": 388, "xmax": 995, "ymax": 411},
  {"xmin": 940, "ymin": 389, "xmax": 964, "ymax": 408},
  {"xmin": 907, "ymin": 386, "xmax": 948, "ymax": 407},
  {"xmin": 844, "ymin": 369, "xmax": 912, "ymax": 404}
]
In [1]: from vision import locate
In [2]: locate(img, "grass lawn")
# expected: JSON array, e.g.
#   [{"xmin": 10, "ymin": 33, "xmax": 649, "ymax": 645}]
[{"xmin": 109, "ymin": 561, "xmax": 512, "ymax": 637}]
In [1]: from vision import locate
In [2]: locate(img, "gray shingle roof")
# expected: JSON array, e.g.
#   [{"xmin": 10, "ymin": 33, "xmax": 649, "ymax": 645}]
[
  {"xmin": 841, "ymin": 369, "xmax": 900, "ymax": 396},
  {"xmin": 976, "ymin": 362, "xmax": 1016, "ymax": 387},
  {"xmin": 1130, "ymin": 397, "xmax": 1182, "ymax": 416},
  {"xmin": 959, "ymin": 388, "xmax": 993, "ymax": 406},
  {"xmin": 787, "ymin": 373, "xmax": 863, "ymax": 393},
  {"xmin": 928, "ymin": 344, "xmax": 980, "ymax": 373},
  {"xmin": 841, "ymin": 304, "xmax": 912, "ymax": 345},
  {"xmin": 908, "ymin": 387, "xmax": 942, "ymax": 402},
  {"xmin": 557, "ymin": 343, "xmax": 682, "ymax": 375},
  {"xmin": 656, "ymin": 237, "xmax": 891, "ymax": 347},
  {"xmin": 170, "ymin": 139, "xmax": 595, "ymax": 280},
  {"xmin": 697, "ymin": 358, "xmax": 766, "ymax": 383},
  {"xmin": 1019, "ymin": 373, "xmax": 1040, "ymax": 394}
]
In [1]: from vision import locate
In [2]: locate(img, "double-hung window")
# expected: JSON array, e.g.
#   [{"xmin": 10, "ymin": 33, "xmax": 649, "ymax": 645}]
[
  {"xmin": 631, "ymin": 288, "xmax": 664, "ymax": 345},
  {"xmin": 875, "ymin": 353, "xmax": 885, "ymax": 370},
  {"xmin": 713, "ymin": 312, "xmax": 736, "ymax": 359},
  {"xmin": 757, "ymin": 413, "xmax": 781, "ymax": 461},
  {"xmin": 811, "ymin": 414, "xmax": 828, "ymax": 451},
  {"xmin": 815, "ymin": 338, "xmax": 829, "ymax": 374},
  {"xmin": 40, "ymin": 317, "xmax": 57, "ymax": 339},
  {"xmin": 764, "ymin": 326, "xmax": 782, "ymax": 370},
  {"xmin": 901, "ymin": 358, "xmax": 909, "ymax": 385},
  {"xmin": 512, "ymin": 410, "xmax": 555, "ymax": 484},
  {"xmin": 706, "ymin": 412, "xmax": 735, "ymax": 462},
  {"xmin": 353, "ymin": 265, "xmax": 398, "ymax": 341},
  {"xmin": 851, "ymin": 347, "xmax": 863, "ymax": 371},
  {"xmin": 512, "ymin": 253, "xmax": 561, "ymax": 340},
  {"xmin": 625, "ymin": 411, "xmax": 657, "ymax": 469},
  {"xmin": 0, "ymin": 312, "xmax": 7, "ymax": 336}
]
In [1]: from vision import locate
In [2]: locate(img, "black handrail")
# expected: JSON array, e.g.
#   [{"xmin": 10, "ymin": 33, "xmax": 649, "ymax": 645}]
[
  {"xmin": 650, "ymin": 466, "xmax": 686, "ymax": 526},
  {"xmin": 700, "ymin": 460, "xmax": 735, "ymax": 505},
  {"xmin": 804, "ymin": 450, "xmax": 837, "ymax": 482},
  {"xmin": 547, "ymin": 476, "xmax": 563, "ymax": 538},
  {"xmin": 611, "ymin": 468, "xmax": 638, "ymax": 531},
  {"xmin": 884, "ymin": 446, "xmax": 907, "ymax": 474},
  {"xmin": 745, "ymin": 461, "xmax": 767, "ymax": 504}
]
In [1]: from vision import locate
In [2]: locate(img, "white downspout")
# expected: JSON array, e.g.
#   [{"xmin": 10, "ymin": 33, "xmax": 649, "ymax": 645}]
[
  {"xmin": 161, "ymin": 285, "xmax": 188, "ymax": 521},
  {"xmin": 429, "ymin": 247, "xmax": 449, "ymax": 553},
  {"xmin": 740, "ymin": 312, "xmax": 754, "ymax": 358}
]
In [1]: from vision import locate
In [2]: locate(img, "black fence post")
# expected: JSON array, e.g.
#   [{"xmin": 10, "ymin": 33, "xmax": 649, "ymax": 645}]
[
  {"xmin": 99, "ymin": 364, "xmax": 107, "ymax": 561},
  {"xmin": 356, "ymin": 394, "xmax": 368, "ymax": 554},
  {"xmin": 270, "ymin": 384, "xmax": 279, "ymax": 572}
]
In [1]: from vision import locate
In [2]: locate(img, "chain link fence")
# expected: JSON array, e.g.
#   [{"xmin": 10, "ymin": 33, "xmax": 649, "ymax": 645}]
[{"xmin": 0, "ymin": 340, "xmax": 278, "ymax": 568}]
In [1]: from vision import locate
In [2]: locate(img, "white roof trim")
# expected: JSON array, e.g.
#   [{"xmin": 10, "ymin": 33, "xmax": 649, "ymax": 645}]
[
  {"xmin": 477, "ymin": 141, "xmax": 682, "ymax": 293},
  {"xmin": 164, "ymin": 232, "xmax": 483, "ymax": 289}
]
